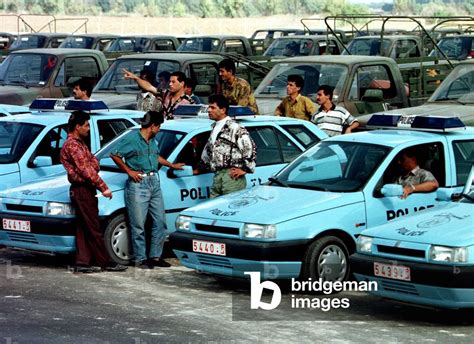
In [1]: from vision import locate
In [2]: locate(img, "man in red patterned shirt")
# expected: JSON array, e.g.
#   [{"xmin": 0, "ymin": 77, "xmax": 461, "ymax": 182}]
[{"xmin": 60, "ymin": 111, "xmax": 127, "ymax": 273}]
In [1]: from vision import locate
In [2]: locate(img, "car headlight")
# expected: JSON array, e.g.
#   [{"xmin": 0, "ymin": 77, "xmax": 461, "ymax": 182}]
[
  {"xmin": 429, "ymin": 245, "xmax": 468, "ymax": 263},
  {"xmin": 46, "ymin": 202, "xmax": 75, "ymax": 216},
  {"xmin": 356, "ymin": 235, "xmax": 373, "ymax": 253},
  {"xmin": 243, "ymin": 223, "xmax": 276, "ymax": 239},
  {"xmin": 176, "ymin": 215, "xmax": 192, "ymax": 231}
]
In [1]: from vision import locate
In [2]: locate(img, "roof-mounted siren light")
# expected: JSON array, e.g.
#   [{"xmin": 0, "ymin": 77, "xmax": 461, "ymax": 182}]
[
  {"xmin": 173, "ymin": 104, "xmax": 256, "ymax": 119},
  {"xmin": 367, "ymin": 113, "xmax": 466, "ymax": 132},
  {"xmin": 29, "ymin": 99, "xmax": 109, "ymax": 113}
]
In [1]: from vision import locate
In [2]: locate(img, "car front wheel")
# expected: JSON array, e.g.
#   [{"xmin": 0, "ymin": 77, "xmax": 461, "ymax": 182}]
[
  {"xmin": 301, "ymin": 236, "xmax": 350, "ymax": 283},
  {"xmin": 104, "ymin": 213, "xmax": 132, "ymax": 265}
]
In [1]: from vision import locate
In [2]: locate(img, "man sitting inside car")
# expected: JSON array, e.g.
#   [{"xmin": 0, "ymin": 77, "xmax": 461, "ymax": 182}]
[{"xmin": 395, "ymin": 147, "xmax": 439, "ymax": 199}]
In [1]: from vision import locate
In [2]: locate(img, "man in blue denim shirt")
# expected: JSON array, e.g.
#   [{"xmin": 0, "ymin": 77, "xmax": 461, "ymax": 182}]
[{"xmin": 110, "ymin": 111, "xmax": 184, "ymax": 269}]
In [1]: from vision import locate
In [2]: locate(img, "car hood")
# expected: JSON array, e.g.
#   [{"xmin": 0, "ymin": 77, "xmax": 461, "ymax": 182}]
[
  {"xmin": 362, "ymin": 202, "xmax": 474, "ymax": 246},
  {"xmin": 358, "ymin": 103, "xmax": 474, "ymax": 127},
  {"xmin": 0, "ymin": 85, "xmax": 40, "ymax": 105},
  {"xmin": 0, "ymin": 171, "xmax": 127, "ymax": 202},
  {"xmin": 181, "ymin": 185, "xmax": 364, "ymax": 224},
  {"xmin": 93, "ymin": 92, "xmax": 137, "ymax": 109}
]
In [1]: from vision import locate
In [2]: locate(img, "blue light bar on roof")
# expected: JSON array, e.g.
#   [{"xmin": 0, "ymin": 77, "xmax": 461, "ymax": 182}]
[
  {"xmin": 29, "ymin": 99, "xmax": 109, "ymax": 112},
  {"xmin": 367, "ymin": 114, "xmax": 465, "ymax": 132},
  {"xmin": 173, "ymin": 104, "xmax": 256, "ymax": 118}
]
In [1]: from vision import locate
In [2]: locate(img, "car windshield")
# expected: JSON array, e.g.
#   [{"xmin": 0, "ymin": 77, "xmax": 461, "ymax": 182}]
[
  {"xmin": 178, "ymin": 38, "xmax": 220, "ymax": 52},
  {"xmin": 96, "ymin": 127, "xmax": 186, "ymax": 169},
  {"xmin": 0, "ymin": 122, "xmax": 44, "ymax": 163},
  {"xmin": 264, "ymin": 38, "xmax": 319, "ymax": 57},
  {"xmin": 429, "ymin": 63, "xmax": 474, "ymax": 103},
  {"xmin": 255, "ymin": 62, "xmax": 348, "ymax": 101},
  {"xmin": 0, "ymin": 53, "xmax": 58, "ymax": 86},
  {"xmin": 429, "ymin": 37, "xmax": 473, "ymax": 60},
  {"xmin": 274, "ymin": 141, "xmax": 390, "ymax": 192},
  {"xmin": 9, "ymin": 35, "xmax": 45, "ymax": 49},
  {"xmin": 342, "ymin": 38, "xmax": 391, "ymax": 56},
  {"xmin": 94, "ymin": 58, "xmax": 180, "ymax": 92},
  {"xmin": 106, "ymin": 38, "xmax": 152, "ymax": 52},
  {"xmin": 60, "ymin": 36, "xmax": 94, "ymax": 49}
]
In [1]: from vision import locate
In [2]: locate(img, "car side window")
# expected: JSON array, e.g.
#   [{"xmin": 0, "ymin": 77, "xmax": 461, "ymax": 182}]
[
  {"xmin": 53, "ymin": 56, "xmax": 101, "ymax": 87},
  {"xmin": 453, "ymin": 139, "xmax": 474, "ymax": 186},
  {"xmin": 247, "ymin": 126, "xmax": 301, "ymax": 166},
  {"xmin": 31, "ymin": 124, "xmax": 68, "ymax": 166},
  {"xmin": 97, "ymin": 119, "xmax": 134, "ymax": 147},
  {"xmin": 381, "ymin": 142, "xmax": 445, "ymax": 187},
  {"xmin": 176, "ymin": 131, "xmax": 211, "ymax": 170},
  {"xmin": 279, "ymin": 124, "xmax": 321, "ymax": 149}
]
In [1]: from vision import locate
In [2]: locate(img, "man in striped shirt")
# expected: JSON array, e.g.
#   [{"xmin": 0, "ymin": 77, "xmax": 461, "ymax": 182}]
[{"xmin": 311, "ymin": 85, "xmax": 359, "ymax": 137}]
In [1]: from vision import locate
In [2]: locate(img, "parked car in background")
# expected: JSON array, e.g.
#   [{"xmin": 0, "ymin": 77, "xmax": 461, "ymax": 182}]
[
  {"xmin": 7, "ymin": 33, "xmax": 68, "ymax": 52},
  {"xmin": 0, "ymin": 106, "xmax": 327, "ymax": 264},
  {"xmin": 178, "ymin": 35, "xmax": 254, "ymax": 56},
  {"xmin": 342, "ymin": 35, "xmax": 424, "ymax": 60},
  {"xmin": 93, "ymin": 52, "xmax": 223, "ymax": 108},
  {"xmin": 59, "ymin": 34, "xmax": 118, "ymax": 51},
  {"xmin": 0, "ymin": 48, "xmax": 109, "ymax": 105},
  {"xmin": 429, "ymin": 35, "xmax": 474, "ymax": 60},
  {"xmin": 263, "ymin": 35, "xmax": 342, "ymax": 58},
  {"xmin": 106, "ymin": 35, "xmax": 180, "ymax": 53},
  {"xmin": 250, "ymin": 28, "xmax": 304, "ymax": 55}
]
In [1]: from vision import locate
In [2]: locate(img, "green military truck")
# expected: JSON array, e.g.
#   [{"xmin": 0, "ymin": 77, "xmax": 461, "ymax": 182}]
[
  {"xmin": 357, "ymin": 60, "xmax": 474, "ymax": 127},
  {"xmin": 254, "ymin": 55, "xmax": 452, "ymax": 116},
  {"xmin": 0, "ymin": 48, "xmax": 109, "ymax": 105}
]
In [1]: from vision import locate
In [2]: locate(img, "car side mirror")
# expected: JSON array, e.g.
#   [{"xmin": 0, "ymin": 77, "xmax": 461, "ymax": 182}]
[
  {"xmin": 381, "ymin": 184, "xmax": 403, "ymax": 197},
  {"xmin": 436, "ymin": 188, "xmax": 454, "ymax": 201},
  {"xmin": 172, "ymin": 165, "xmax": 194, "ymax": 178},
  {"xmin": 33, "ymin": 156, "xmax": 53, "ymax": 167}
]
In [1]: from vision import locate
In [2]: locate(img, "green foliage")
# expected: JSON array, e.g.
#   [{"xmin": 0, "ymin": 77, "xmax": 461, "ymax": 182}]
[{"xmin": 0, "ymin": 0, "xmax": 469, "ymax": 17}]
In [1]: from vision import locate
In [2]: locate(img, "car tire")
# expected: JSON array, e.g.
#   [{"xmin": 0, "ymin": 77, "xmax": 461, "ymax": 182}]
[
  {"xmin": 301, "ymin": 236, "xmax": 350, "ymax": 283},
  {"xmin": 104, "ymin": 213, "xmax": 132, "ymax": 265}
]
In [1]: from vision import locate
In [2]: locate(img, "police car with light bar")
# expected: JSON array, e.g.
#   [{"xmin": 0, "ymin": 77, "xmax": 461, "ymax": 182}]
[
  {"xmin": 0, "ymin": 105, "xmax": 327, "ymax": 263},
  {"xmin": 351, "ymin": 166, "xmax": 474, "ymax": 309},
  {"xmin": 170, "ymin": 114, "xmax": 474, "ymax": 281},
  {"xmin": 0, "ymin": 99, "xmax": 143, "ymax": 191}
]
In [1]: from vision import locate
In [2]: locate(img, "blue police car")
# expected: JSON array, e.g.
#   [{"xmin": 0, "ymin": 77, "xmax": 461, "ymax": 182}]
[
  {"xmin": 350, "ymin": 166, "xmax": 474, "ymax": 309},
  {"xmin": 0, "ymin": 106, "xmax": 327, "ymax": 264},
  {"xmin": 0, "ymin": 99, "xmax": 142, "ymax": 191},
  {"xmin": 170, "ymin": 115, "xmax": 474, "ymax": 281}
]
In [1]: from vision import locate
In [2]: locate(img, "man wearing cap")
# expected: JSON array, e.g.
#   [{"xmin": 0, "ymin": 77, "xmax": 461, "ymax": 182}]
[{"xmin": 110, "ymin": 110, "xmax": 184, "ymax": 269}]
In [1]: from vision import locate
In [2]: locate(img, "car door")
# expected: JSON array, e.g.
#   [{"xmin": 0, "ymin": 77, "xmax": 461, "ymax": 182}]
[
  {"xmin": 364, "ymin": 142, "xmax": 447, "ymax": 228},
  {"xmin": 21, "ymin": 124, "xmax": 69, "ymax": 183}
]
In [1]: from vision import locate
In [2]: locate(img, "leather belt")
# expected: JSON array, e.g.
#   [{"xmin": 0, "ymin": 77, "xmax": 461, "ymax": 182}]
[{"xmin": 138, "ymin": 172, "xmax": 156, "ymax": 177}]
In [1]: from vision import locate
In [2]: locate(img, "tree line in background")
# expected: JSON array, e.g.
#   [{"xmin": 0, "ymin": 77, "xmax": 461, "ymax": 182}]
[{"xmin": 0, "ymin": 0, "xmax": 471, "ymax": 18}]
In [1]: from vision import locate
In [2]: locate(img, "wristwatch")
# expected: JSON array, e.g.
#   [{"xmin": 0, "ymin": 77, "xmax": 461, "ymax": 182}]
[{"xmin": 410, "ymin": 184, "xmax": 416, "ymax": 192}]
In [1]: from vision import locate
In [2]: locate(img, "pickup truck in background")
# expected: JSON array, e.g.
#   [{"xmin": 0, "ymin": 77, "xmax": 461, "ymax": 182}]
[
  {"xmin": 0, "ymin": 48, "xmax": 110, "ymax": 105},
  {"xmin": 178, "ymin": 35, "xmax": 254, "ymax": 57},
  {"xmin": 255, "ymin": 55, "xmax": 452, "ymax": 116},
  {"xmin": 93, "ymin": 52, "xmax": 224, "ymax": 109},
  {"xmin": 357, "ymin": 60, "xmax": 474, "ymax": 127}
]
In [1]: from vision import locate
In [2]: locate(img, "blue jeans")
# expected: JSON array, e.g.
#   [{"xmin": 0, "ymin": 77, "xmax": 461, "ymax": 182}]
[{"xmin": 125, "ymin": 175, "xmax": 166, "ymax": 263}]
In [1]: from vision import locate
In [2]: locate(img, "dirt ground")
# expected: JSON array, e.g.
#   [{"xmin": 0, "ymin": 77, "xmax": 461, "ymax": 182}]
[{"xmin": 0, "ymin": 13, "xmax": 432, "ymax": 37}]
